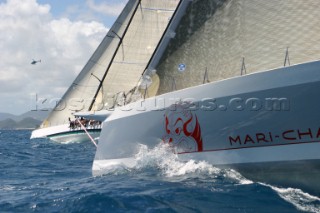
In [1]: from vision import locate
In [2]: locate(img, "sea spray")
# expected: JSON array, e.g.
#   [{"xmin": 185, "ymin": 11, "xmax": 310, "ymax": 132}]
[
  {"xmin": 260, "ymin": 183, "xmax": 320, "ymax": 213},
  {"xmin": 134, "ymin": 143, "xmax": 320, "ymax": 212},
  {"xmin": 134, "ymin": 143, "xmax": 253, "ymax": 185}
]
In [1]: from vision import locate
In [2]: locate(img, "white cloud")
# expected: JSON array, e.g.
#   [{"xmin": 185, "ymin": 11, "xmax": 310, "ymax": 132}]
[
  {"xmin": 0, "ymin": 0, "xmax": 109, "ymax": 114},
  {"xmin": 86, "ymin": 0, "xmax": 128, "ymax": 17}
]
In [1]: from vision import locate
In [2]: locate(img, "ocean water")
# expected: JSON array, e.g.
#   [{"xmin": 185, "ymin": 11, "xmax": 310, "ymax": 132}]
[{"xmin": 1, "ymin": 130, "xmax": 320, "ymax": 213}]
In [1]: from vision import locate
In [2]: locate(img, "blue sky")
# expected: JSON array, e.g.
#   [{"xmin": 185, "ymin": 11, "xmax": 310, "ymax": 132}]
[
  {"xmin": 0, "ymin": 0, "xmax": 127, "ymax": 114},
  {"xmin": 38, "ymin": 0, "xmax": 127, "ymax": 26}
]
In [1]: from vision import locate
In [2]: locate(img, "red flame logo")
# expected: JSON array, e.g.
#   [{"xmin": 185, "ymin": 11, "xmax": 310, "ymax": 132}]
[{"xmin": 163, "ymin": 104, "xmax": 203, "ymax": 153}]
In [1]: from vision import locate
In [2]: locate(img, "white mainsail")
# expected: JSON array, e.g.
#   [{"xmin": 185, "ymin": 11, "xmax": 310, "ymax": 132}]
[
  {"xmin": 144, "ymin": 0, "xmax": 320, "ymax": 95},
  {"xmin": 38, "ymin": 0, "xmax": 180, "ymax": 129}
]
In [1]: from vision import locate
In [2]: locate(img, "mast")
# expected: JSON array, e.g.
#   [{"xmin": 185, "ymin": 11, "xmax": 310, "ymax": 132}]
[{"xmin": 88, "ymin": 0, "xmax": 141, "ymax": 111}]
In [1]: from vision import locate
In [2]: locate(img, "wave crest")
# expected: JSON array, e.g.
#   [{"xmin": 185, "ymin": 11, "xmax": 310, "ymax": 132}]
[{"xmin": 134, "ymin": 144, "xmax": 252, "ymax": 185}]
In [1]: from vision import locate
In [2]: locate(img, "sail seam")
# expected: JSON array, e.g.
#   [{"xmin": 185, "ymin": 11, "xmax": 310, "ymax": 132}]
[{"xmin": 88, "ymin": 0, "xmax": 142, "ymax": 111}]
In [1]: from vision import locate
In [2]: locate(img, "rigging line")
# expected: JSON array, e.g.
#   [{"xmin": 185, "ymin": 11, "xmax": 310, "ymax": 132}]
[
  {"xmin": 76, "ymin": 119, "xmax": 97, "ymax": 148},
  {"xmin": 129, "ymin": 1, "xmax": 184, "ymax": 96},
  {"xmin": 112, "ymin": 30, "xmax": 125, "ymax": 61},
  {"xmin": 78, "ymin": 67, "xmax": 95, "ymax": 101},
  {"xmin": 140, "ymin": 2, "xmax": 144, "ymax": 19},
  {"xmin": 120, "ymin": 3, "xmax": 175, "ymax": 70},
  {"xmin": 116, "ymin": 2, "xmax": 151, "ymax": 64},
  {"xmin": 112, "ymin": 30, "xmax": 122, "ymax": 40},
  {"xmin": 91, "ymin": 73, "xmax": 102, "ymax": 83},
  {"xmin": 88, "ymin": 0, "xmax": 142, "ymax": 111},
  {"xmin": 90, "ymin": 73, "xmax": 105, "ymax": 101},
  {"xmin": 241, "ymin": 57, "xmax": 247, "ymax": 76},
  {"xmin": 141, "ymin": 0, "xmax": 184, "ymax": 77},
  {"xmin": 284, "ymin": 47, "xmax": 290, "ymax": 67},
  {"xmin": 72, "ymin": 83, "xmax": 102, "ymax": 88}
]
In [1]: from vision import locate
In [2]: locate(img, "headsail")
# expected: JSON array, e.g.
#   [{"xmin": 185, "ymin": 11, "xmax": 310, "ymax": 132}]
[
  {"xmin": 40, "ymin": 0, "xmax": 181, "ymax": 128},
  {"xmin": 96, "ymin": 0, "xmax": 181, "ymax": 108},
  {"xmin": 144, "ymin": 0, "xmax": 320, "ymax": 95}
]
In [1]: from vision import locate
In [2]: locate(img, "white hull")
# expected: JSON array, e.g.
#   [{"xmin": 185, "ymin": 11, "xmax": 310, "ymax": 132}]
[
  {"xmin": 31, "ymin": 124, "xmax": 101, "ymax": 143},
  {"xmin": 94, "ymin": 61, "xmax": 320, "ymax": 195}
]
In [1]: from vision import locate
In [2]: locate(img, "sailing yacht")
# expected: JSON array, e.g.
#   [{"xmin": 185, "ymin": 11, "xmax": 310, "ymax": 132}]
[
  {"xmin": 31, "ymin": 0, "xmax": 175, "ymax": 142},
  {"xmin": 84, "ymin": 0, "xmax": 320, "ymax": 196}
]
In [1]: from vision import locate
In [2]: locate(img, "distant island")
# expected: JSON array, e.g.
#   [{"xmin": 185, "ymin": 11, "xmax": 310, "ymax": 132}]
[{"xmin": 0, "ymin": 110, "xmax": 50, "ymax": 129}]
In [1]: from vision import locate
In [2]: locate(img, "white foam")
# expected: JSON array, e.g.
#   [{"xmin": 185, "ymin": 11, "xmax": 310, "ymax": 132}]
[
  {"xmin": 0, "ymin": 185, "xmax": 15, "ymax": 191},
  {"xmin": 260, "ymin": 183, "xmax": 320, "ymax": 213},
  {"xmin": 58, "ymin": 140, "xmax": 82, "ymax": 145},
  {"xmin": 95, "ymin": 144, "xmax": 320, "ymax": 211},
  {"xmin": 134, "ymin": 144, "xmax": 217, "ymax": 176},
  {"xmin": 223, "ymin": 169, "xmax": 254, "ymax": 185},
  {"xmin": 134, "ymin": 143, "xmax": 253, "ymax": 185},
  {"xmin": 94, "ymin": 143, "xmax": 254, "ymax": 187}
]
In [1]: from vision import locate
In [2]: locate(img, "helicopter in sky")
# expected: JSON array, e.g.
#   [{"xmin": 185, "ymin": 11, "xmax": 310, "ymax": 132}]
[{"xmin": 31, "ymin": 59, "xmax": 41, "ymax": 65}]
